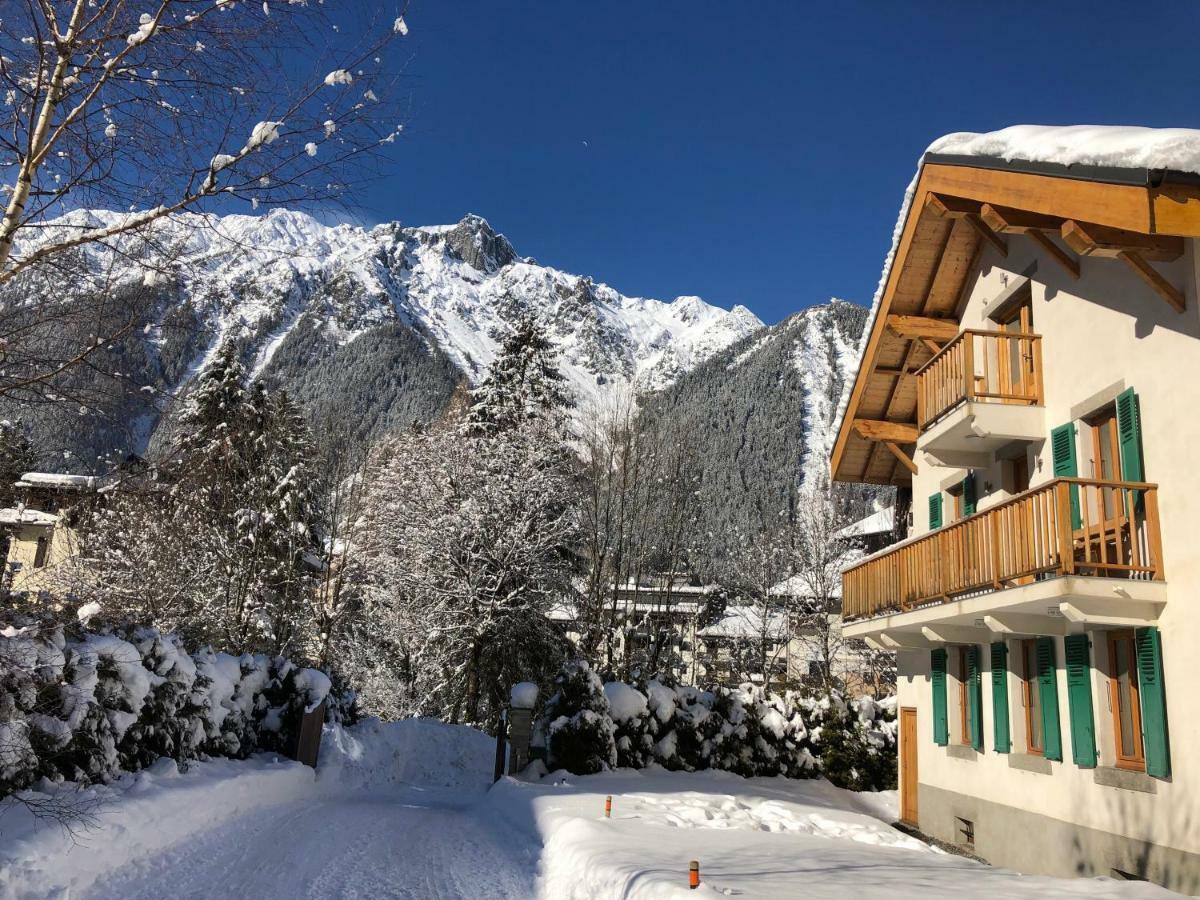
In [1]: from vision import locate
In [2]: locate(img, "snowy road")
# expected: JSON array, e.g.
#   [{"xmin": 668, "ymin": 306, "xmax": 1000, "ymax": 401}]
[{"xmin": 84, "ymin": 787, "xmax": 537, "ymax": 900}]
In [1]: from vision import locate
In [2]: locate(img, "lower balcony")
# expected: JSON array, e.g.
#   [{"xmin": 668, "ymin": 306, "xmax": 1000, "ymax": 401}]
[{"xmin": 842, "ymin": 477, "xmax": 1167, "ymax": 645}]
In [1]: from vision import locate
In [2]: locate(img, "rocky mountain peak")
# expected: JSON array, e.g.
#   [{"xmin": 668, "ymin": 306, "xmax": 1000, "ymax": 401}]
[{"xmin": 441, "ymin": 213, "xmax": 518, "ymax": 273}]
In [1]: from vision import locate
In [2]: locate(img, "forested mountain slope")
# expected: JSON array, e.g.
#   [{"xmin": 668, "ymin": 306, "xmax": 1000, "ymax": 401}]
[{"xmin": 639, "ymin": 300, "xmax": 875, "ymax": 537}]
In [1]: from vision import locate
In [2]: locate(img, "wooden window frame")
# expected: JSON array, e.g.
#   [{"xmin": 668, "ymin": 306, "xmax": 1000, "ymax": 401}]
[
  {"xmin": 32, "ymin": 535, "xmax": 49, "ymax": 568},
  {"xmin": 1107, "ymin": 629, "xmax": 1146, "ymax": 772},
  {"xmin": 958, "ymin": 646, "xmax": 971, "ymax": 746},
  {"xmin": 1021, "ymin": 638, "xmax": 1043, "ymax": 756}
]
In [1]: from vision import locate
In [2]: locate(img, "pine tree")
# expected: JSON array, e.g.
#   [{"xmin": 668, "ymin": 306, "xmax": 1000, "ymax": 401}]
[
  {"xmin": 467, "ymin": 315, "xmax": 573, "ymax": 434},
  {"xmin": 72, "ymin": 344, "xmax": 322, "ymax": 658}
]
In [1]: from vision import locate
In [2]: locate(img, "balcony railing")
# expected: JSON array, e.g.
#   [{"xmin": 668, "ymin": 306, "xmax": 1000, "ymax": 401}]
[
  {"xmin": 843, "ymin": 478, "xmax": 1164, "ymax": 621},
  {"xmin": 916, "ymin": 329, "xmax": 1044, "ymax": 431}
]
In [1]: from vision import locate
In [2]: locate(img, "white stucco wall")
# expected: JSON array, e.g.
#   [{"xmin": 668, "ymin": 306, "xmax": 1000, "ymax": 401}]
[{"xmin": 899, "ymin": 234, "xmax": 1200, "ymax": 857}]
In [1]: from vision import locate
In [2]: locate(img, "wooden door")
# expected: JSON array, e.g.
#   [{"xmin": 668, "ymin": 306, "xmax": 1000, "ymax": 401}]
[{"xmin": 900, "ymin": 707, "xmax": 918, "ymax": 825}]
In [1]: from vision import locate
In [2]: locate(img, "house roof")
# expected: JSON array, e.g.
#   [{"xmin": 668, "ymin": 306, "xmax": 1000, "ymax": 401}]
[
  {"xmin": 697, "ymin": 606, "xmax": 789, "ymax": 639},
  {"xmin": 0, "ymin": 507, "xmax": 58, "ymax": 527},
  {"xmin": 15, "ymin": 472, "xmax": 99, "ymax": 491},
  {"xmin": 830, "ymin": 124, "xmax": 1200, "ymax": 486},
  {"xmin": 836, "ymin": 507, "xmax": 895, "ymax": 539}
]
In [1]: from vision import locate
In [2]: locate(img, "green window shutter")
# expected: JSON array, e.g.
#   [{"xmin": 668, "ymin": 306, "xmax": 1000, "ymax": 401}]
[
  {"xmin": 1064, "ymin": 634, "xmax": 1097, "ymax": 768},
  {"xmin": 928, "ymin": 493, "xmax": 943, "ymax": 530},
  {"xmin": 931, "ymin": 648, "xmax": 948, "ymax": 746},
  {"xmin": 1051, "ymin": 423, "xmax": 1082, "ymax": 529},
  {"xmin": 990, "ymin": 642, "xmax": 1011, "ymax": 753},
  {"xmin": 967, "ymin": 645, "xmax": 984, "ymax": 751},
  {"xmin": 962, "ymin": 473, "xmax": 977, "ymax": 516},
  {"xmin": 1135, "ymin": 626, "xmax": 1171, "ymax": 778},
  {"xmin": 1036, "ymin": 636, "xmax": 1063, "ymax": 761},
  {"xmin": 1116, "ymin": 388, "xmax": 1145, "ymax": 515}
]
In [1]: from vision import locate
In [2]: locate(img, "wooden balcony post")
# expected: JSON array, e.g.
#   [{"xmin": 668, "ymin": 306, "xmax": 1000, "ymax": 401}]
[
  {"xmin": 1032, "ymin": 336, "xmax": 1045, "ymax": 406},
  {"xmin": 1055, "ymin": 480, "xmax": 1075, "ymax": 575},
  {"xmin": 1144, "ymin": 487, "xmax": 1165, "ymax": 580},
  {"xmin": 963, "ymin": 331, "xmax": 976, "ymax": 401}
]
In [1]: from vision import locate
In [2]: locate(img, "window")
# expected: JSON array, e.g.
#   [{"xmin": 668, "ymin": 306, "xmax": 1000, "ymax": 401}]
[
  {"xmin": 1107, "ymin": 630, "xmax": 1145, "ymax": 772},
  {"xmin": 997, "ymin": 297, "xmax": 1036, "ymax": 399},
  {"xmin": 1021, "ymin": 639, "xmax": 1043, "ymax": 755},
  {"xmin": 958, "ymin": 646, "xmax": 971, "ymax": 746},
  {"xmin": 1088, "ymin": 406, "xmax": 1122, "ymax": 521},
  {"xmin": 32, "ymin": 536, "xmax": 49, "ymax": 568}
]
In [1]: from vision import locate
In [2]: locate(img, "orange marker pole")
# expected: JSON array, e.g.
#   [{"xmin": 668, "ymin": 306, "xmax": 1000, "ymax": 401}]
[
  {"xmin": 604, "ymin": 795, "xmax": 612, "ymax": 818},
  {"xmin": 688, "ymin": 860, "xmax": 700, "ymax": 890}
]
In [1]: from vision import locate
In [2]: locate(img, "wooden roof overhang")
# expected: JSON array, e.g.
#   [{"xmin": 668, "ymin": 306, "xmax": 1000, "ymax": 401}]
[{"xmin": 831, "ymin": 157, "xmax": 1200, "ymax": 487}]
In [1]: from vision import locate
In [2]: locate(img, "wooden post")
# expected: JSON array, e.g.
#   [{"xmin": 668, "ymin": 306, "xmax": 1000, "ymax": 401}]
[
  {"xmin": 963, "ymin": 331, "xmax": 975, "ymax": 402},
  {"xmin": 493, "ymin": 708, "xmax": 508, "ymax": 783},
  {"xmin": 293, "ymin": 700, "xmax": 326, "ymax": 769},
  {"xmin": 1055, "ymin": 481, "xmax": 1075, "ymax": 575}
]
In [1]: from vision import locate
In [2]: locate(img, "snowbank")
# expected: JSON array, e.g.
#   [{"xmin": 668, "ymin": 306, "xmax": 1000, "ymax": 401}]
[
  {"xmin": 0, "ymin": 756, "xmax": 315, "ymax": 900},
  {"xmin": 0, "ymin": 717, "xmax": 499, "ymax": 897},
  {"xmin": 487, "ymin": 767, "xmax": 1175, "ymax": 899},
  {"xmin": 317, "ymin": 717, "xmax": 498, "ymax": 793}
]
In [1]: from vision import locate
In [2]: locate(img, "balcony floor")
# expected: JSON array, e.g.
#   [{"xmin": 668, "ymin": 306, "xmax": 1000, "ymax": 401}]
[{"xmin": 843, "ymin": 575, "xmax": 1167, "ymax": 648}]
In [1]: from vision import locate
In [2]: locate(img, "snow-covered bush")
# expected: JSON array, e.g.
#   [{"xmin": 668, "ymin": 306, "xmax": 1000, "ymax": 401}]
[
  {"xmin": 536, "ymin": 669, "xmax": 896, "ymax": 790},
  {"xmin": 538, "ymin": 660, "xmax": 616, "ymax": 775},
  {"xmin": 0, "ymin": 623, "xmax": 343, "ymax": 800}
]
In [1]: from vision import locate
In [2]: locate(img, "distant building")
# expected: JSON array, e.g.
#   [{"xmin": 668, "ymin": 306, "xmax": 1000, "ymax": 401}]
[{"xmin": 1, "ymin": 473, "xmax": 100, "ymax": 597}]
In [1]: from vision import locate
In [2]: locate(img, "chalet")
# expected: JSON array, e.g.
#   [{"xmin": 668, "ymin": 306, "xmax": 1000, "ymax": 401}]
[
  {"xmin": 1, "ymin": 472, "xmax": 98, "ymax": 595},
  {"xmin": 830, "ymin": 125, "xmax": 1200, "ymax": 891}
]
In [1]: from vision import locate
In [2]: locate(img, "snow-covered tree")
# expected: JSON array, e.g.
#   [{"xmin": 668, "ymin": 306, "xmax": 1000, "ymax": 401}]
[
  {"xmin": 467, "ymin": 315, "xmax": 573, "ymax": 435},
  {"xmin": 344, "ymin": 329, "xmax": 579, "ymax": 728},
  {"xmin": 539, "ymin": 659, "xmax": 616, "ymax": 775},
  {"xmin": 345, "ymin": 410, "xmax": 576, "ymax": 728},
  {"xmin": 71, "ymin": 342, "xmax": 322, "ymax": 657},
  {"xmin": 0, "ymin": 2, "xmax": 410, "ymax": 406}
]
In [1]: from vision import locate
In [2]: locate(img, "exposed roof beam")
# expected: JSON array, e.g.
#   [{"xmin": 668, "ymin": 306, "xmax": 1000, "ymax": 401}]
[
  {"xmin": 853, "ymin": 419, "xmax": 919, "ymax": 443},
  {"xmin": 978, "ymin": 203, "xmax": 1080, "ymax": 278},
  {"xmin": 883, "ymin": 441, "xmax": 918, "ymax": 475},
  {"xmin": 885, "ymin": 314, "xmax": 959, "ymax": 342},
  {"xmin": 978, "ymin": 203, "xmax": 1064, "ymax": 234},
  {"xmin": 925, "ymin": 193, "xmax": 1008, "ymax": 257},
  {"xmin": 1118, "ymin": 250, "xmax": 1187, "ymax": 313},
  {"xmin": 1060, "ymin": 220, "xmax": 1184, "ymax": 262},
  {"xmin": 873, "ymin": 367, "xmax": 917, "ymax": 380},
  {"xmin": 1028, "ymin": 230, "xmax": 1081, "ymax": 279}
]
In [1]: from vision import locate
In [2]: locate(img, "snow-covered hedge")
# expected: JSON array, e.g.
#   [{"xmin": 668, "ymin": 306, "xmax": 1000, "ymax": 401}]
[
  {"xmin": 0, "ymin": 623, "xmax": 340, "ymax": 798},
  {"xmin": 533, "ymin": 660, "xmax": 896, "ymax": 791}
]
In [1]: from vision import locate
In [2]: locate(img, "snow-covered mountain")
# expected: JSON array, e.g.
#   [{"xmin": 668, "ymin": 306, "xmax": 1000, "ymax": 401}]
[
  {"xmin": 34, "ymin": 208, "xmax": 760, "ymax": 401},
  {"xmin": 6, "ymin": 208, "xmax": 763, "ymax": 463}
]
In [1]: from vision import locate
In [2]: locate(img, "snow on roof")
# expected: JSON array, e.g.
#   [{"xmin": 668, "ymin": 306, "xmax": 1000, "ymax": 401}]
[
  {"xmin": 547, "ymin": 602, "xmax": 578, "ymax": 623},
  {"xmin": 16, "ymin": 472, "xmax": 98, "ymax": 491},
  {"xmin": 0, "ymin": 507, "xmax": 58, "ymax": 527},
  {"xmin": 768, "ymin": 574, "xmax": 842, "ymax": 600},
  {"xmin": 837, "ymin": 507, "xmax": 894, "ymax": 539},
  {"xmin": 830, "ymin": 123, "xmax": 1200, "ymax": 469},
  {"xmin": 928, "ymin": 124, "xmax": 1200, "ymax": 176},
  {"xmin": 698, "ymin": 606, "xmax": 789, "ymax": 639}
]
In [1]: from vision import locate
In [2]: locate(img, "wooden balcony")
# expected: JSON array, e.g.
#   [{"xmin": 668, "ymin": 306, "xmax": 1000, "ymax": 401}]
[
  {"xmin": 916, "ymin": 329, "xmax": 1044, "ymax": 431},
  {"xmin": 843, "ymin": 478, "xmax": 1164, "ymax": 622}
]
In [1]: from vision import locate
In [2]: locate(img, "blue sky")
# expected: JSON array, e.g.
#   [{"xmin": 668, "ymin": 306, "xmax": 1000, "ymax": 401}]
[{"xmin": 354, "ymin": 1, "xmax": 1200, "ymax": 324}]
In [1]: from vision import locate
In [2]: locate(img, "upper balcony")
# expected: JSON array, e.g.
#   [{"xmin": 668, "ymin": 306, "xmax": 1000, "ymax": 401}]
[
  {"xmin": 842, "ymin": 477, "xmax": 1167, "ymax": 644},
  {"xmin": 915, "ymin": 329, "xmax": 1045, "ymax": 468}
]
